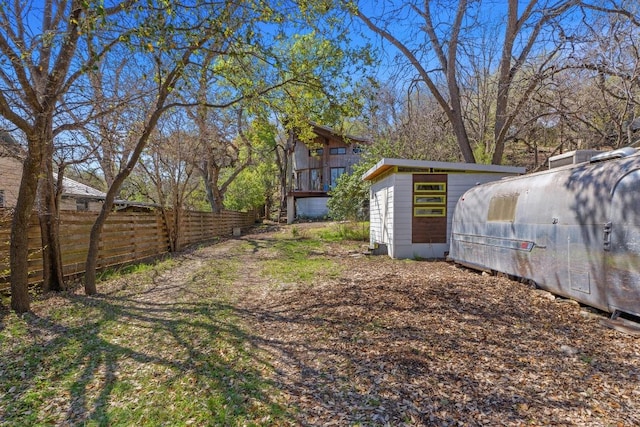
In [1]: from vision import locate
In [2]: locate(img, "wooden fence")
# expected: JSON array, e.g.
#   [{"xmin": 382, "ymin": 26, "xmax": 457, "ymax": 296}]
[{"xmin": 0, "ymin": 208, "xmax": 259, "ymax": 288}]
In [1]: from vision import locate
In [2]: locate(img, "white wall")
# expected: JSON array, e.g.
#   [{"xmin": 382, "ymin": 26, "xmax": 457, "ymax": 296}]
[
  {"xmin": 389, "ymin": 174, "xmax": 413, "ymax": 258},
  {"xmin": 369, "ymin": 175, "xmax": 394, "ymax": 251},
  {"xmin": 296, "ymin": 197, "xmax": 330, "ymax": 218}
]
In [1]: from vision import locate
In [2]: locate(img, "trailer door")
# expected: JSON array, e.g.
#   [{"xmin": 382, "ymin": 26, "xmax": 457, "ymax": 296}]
[{"xmin": 606, "ymin": 170, "xmax": 640, "ymax": 317}]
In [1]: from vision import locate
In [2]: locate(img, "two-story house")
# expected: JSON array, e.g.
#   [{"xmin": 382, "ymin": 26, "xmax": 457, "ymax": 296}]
[{"xmin": 286, "ymin": 123, "xmax": 370, "ymax": 222}]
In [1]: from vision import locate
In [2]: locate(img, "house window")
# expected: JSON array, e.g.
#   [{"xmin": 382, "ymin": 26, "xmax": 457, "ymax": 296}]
[
  {"xmin": 330, "ymin": 167, "xmax": 346, "ymax": 189},
  {"xmin": 310, "ymin": 169, "xmax": 322, "ymax": 191},
  {"xmin": 76, "ymin": 199, "xmax": 89, "ymax": 212},
  {"xmin": 0, "ymin": 189, "xmax": 4, "ymax": 208},
  {"xmin": 309, "ymin": 148, "xmax": 324, "ymax": 157},
  {"xmin": 330, "ymin": 147, "xmax": 347, "ymax": 155},
  {"xmin": 353, "ymin": 146, "xmax": 363, "ymax": 154}
]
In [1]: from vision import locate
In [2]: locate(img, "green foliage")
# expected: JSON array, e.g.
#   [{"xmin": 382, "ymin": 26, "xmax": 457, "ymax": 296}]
[
  {"xmin": 224, "ymin": 120, "xmax": 278, "ymax": 212},
  {"xmin": 327, "ymin": 161, "xmax": 373, "ymax": 221},
  {"xmin": 317, "ymin": 222, "xmax": 369, "ymax": 241},
  {"xmin": 473, "ymin": 143, "xmax": 494, "ymax": 165},
  {"xmin": 223, "ymin": 166, "xmax": 268, "ymax": 211},
  {"xmin": 261, "ymin": 233, "xmax": 342, "ymax": 283}
]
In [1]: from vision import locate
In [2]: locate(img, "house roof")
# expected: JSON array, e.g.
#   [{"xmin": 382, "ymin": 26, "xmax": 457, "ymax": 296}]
[
  {"xmin": 308, "ymin": 122, "xmax": 372, "ymax": 145},
  {"xmin": 54, "ymin": 173, "xmax": 107, "ymax": 199},
  {"xmin": 362, "ymin": 158, "xmax": 526, "ymax": 182}
]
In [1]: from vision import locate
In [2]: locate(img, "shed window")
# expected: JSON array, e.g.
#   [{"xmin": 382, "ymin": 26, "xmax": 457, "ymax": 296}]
[
  {"xmin": 414, "ymin": 207, "xmax": 445, "ymax": 217},
  {"xmin": 487, "ymin": 193, "xmax": 519, "ymax": 222},
  {"xmin": 414, "ymin": 195, "xmax": 445, "ymax": 204},
  {"xmin": 309, "ymin": 148, "xmax": 323, "ymax": 157},
  {"xmin": 414, "ymin": 182, "xmax": 446, "ymax": 193},
  {"xmin": 330, "ymin": 147, "xmax": 346, "ymax": 155},
  {"xmin": 413, "ymin": 179, "xmax": 447, "ymax": 217}
]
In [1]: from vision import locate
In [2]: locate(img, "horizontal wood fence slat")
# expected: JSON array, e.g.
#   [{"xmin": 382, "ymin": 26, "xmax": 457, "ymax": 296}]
[{"xmin": 0, "ymin": 207, "xmax": 260, "ymax": 290}]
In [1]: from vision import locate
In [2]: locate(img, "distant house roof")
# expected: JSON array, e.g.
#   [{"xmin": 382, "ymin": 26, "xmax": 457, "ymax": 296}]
[
  {"xmin": 0, "ymin": 132, "xmax": 26, "ymax": 160},
  {"xmin": 362, "ymin": 158, "xmax": 526, "ymax": 182},
  {"xmin": 307, "ymin": 122, "xmax": 372, "ymax": 145},
  {"xmin": 55, "ymin": 174, "xmax": 159, "ymax": 209},
  {"xmin": 57, "ymin": 175, "xmax": 107, "ymax": 199}
]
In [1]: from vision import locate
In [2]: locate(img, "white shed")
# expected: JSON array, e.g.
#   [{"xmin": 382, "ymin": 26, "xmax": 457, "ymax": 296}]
[{"xmin": 362, "ymin": 158, "xmax": 525, "ymax": 259}]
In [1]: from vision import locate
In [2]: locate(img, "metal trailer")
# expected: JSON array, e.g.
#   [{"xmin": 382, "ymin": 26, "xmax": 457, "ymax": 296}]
[{"xmin": 449, "ymin": 147, "xmax": 640, "ymax": 319}]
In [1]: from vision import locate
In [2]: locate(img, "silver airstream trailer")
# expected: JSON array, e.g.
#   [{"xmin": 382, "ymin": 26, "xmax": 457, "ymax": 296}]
[{"xmin": 450, "ymin": 147, "xmax": 640, "ymax": 319}]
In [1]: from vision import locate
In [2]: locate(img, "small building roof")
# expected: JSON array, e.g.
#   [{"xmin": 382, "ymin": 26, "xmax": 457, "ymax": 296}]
[{"xmin": 362, "ymin": 158, "xmax": 526, "ymax": 182}]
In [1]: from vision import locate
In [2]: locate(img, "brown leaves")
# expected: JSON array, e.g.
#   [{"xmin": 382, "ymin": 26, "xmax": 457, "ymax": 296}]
[{"xmin": 233, "ymin": 226, "xmax": 640, "ymax": 426}]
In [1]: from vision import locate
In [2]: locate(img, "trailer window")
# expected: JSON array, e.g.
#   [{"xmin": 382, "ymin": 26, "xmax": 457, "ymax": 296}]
[{"xmin": 487, "ymin": 193, "xmax": 519, "ymax": 222}]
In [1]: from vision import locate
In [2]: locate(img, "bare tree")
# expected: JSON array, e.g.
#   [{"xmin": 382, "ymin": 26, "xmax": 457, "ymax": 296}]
[
  {"xmin": 351, "ymin": 0, "xmax": 580, "ymax": 164},
  {"xmin": 138, "ymin": 115, "xmax": 200, "ymax": 252},
  {"xmin": 573, "ymin": 2, "xmax": 640, "ymax": 147},
  {"xmin": 0, "ymin": 0, "xmax": 133, "ymax": 312},
  {"xmin": 192, "ymin": 108, "xmax": 253, "ymax": 214}
]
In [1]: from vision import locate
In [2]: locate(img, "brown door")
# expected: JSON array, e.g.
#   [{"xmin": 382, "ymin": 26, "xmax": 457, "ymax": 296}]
[{"xmin": 412, "ymin": 174, "xmax": 448, "ymax": 244}]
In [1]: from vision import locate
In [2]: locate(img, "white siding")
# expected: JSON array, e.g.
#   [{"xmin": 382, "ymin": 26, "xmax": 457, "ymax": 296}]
[
  {"xmin": 369, "ymin": 175, "xmax": 394, "ymax": 249},
  {"xmin": 393, "ymin": 243, "xmax": 448, "ymax": 260},
  {"xmin": 391, "ymin": 174, "xmax": 413, "ymax": 253},
  {"xmin": 296, "ymin": 197, "xmax": 330, "ymax": 218}
]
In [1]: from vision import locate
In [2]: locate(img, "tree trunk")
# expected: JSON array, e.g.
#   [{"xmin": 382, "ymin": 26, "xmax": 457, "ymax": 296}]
[
  {"xmin": 202, "ymin": 164, "xmax": 224, "ymax": 214},
  {"xmin": 85, "ymin": 170, "xmax": 128, "ymax": 294},
  {"xmin": 275, "ymin": 142, "xmax": 292, "ymax": 215},
  {"xmin": 10, "ymin": 136, "xmax": 45, "ymax": 313},
  {"xmin": 208, "ymin": 185, "xmax": 223, "ymax": 214},
  {"xmin": 38, "ymin": 155, "xmax": 65, "ymax": 292},
  {"xmin": 492, "ymin": 1, "xmax": 518, "ymax": 165},
  {"xmin": 84, "ymin": 206, "xmax": 106, "ymax": 295},
  {"xmin": 84, "ymin": 72, "xmax": 181, "ymax": 292}
]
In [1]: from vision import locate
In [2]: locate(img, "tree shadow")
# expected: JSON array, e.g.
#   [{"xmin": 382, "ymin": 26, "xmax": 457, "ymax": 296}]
[{"xmin": 0, "ymin": 287, "xmax": 291, "ymax": 425}]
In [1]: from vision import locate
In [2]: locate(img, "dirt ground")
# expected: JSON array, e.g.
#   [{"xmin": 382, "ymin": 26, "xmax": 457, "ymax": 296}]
[{"xmin": 211, "ymin": 222, "xmax": 640, "ymax": 426}]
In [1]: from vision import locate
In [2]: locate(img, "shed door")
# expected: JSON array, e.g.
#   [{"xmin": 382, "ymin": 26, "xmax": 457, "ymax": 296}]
[{"xmin": 412, "ymin": 174, "xmax": 447, "ymax": 244}]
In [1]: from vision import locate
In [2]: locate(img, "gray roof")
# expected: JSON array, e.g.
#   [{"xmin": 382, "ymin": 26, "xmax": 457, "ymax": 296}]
[
  {"xmin": 362, "ymin": 158, "xmax": 526, "ymax": 181},
  {"xmin": 54, "ymin": 173, "xmax": 107, "ymax": 199}
]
